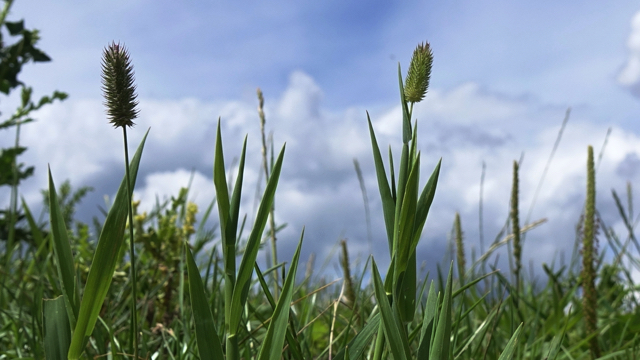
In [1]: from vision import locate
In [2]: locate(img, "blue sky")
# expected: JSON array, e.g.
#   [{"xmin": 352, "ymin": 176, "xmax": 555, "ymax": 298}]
[{"xmin": 5, "ymin": 1, "xmax": 640, "ymax": 279}]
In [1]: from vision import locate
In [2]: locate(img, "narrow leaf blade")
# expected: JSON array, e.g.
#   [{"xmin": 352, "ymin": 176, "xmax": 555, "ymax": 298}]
[
  {"xmin": 229, "ymin": 145, "xmax": 286, "ymax": 332},
  {"xmin": 68, "ymin": 130, "xmax": 148, "ymax": 359},
  {"xmin": 372, "ymin": 259, "xmax": 411, "ymax": 360},
  {"xmin": 48, "ymin": 168, "xmax": 79, "ymax": 327},
  {"xmin": 258, "ymin": 230, "xmax": 304, "ymax": 360},
  {"xmin": 186, "ymin": 244, "xmax": 224, "ymax": 359},
  {"xmin": 44, "ymin": 296, "xmax": 71, "ymax": 360}
]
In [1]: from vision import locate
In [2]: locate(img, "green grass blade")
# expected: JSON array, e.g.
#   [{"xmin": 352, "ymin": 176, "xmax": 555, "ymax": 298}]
[
  {"xmin": 394, "ymin": 156, "xmax": 420, "ymax": 322},
  {"xmin": 397, "ymin": 63, "xmax": 412, "ymax": 144},
  {"xmin": 412, "ymin": 159, "xmax": 441, "ymax": 248},
  {"xmin": 396, "ymin": 154, "xmax": 420, "ymax": 268},
  {"xmin": 396, "ymin": 154, "xmax": 420, "ymax": 266},
  {"xmin": 213, "ymin": 120, "xmax": 236, "ymax": 335},
  {"xmin": 186, "ymin": 243, "xmax": 224, "ymax": 359},
  {"xmin": 333, "ymin": 313, "xmax": 380, "ymax": 360},
  {"xmin": 258, "ymin": 229, "xmax": 304, "ymax": 360},
  {"xmin": 418, "ymin": 280, "xmax": 437, "ymax": 358},
  {"xmin": 43, "ymin": 296, "xmax": 71, "ymax": 360},
  {"xmin": 372, "ymin": 259, "xmax": 411, "ymax": 360},
  {"xmin": 497, "ymin": 323, "xmax": 523, "ymax": 360},
  {"xmin": 430, "ymin": 262, "xmax": 453, "ymax": 360},
  {"xmin": 213, "ymin": 119, "xmax": 231, "ymax": 237},
  {"xmin": 227, "ymin": 136, "xmax": 247, "ymax": 245},
  {"xmin": 47, "ymin": 168, "xmax": 79, "ymax": 328},
  {"xmin": 21, "ymin": 197, "xmax": 43, "ymax": 247},
  {"xmin": 545, "ymin": 309, "xmax": 570, "ymax": 360},
  {"xmin": 367, "ymin": 112, "xmax": 395, "ymax": 252},
  {"xmin": 67, "ymin": 129, "xmax": 148, "ymax": 360},
  {"xmin": 254, "ymin": 262, "xmax": 304, "ymax": 359},
  {"xmin": 229, "ymin": 144, "xmax": 286, "ymax": 333}
]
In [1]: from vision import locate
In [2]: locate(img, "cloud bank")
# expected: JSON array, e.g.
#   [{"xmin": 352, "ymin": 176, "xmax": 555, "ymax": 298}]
[
  {"xmin": 12, "ymin": 70, "xmax": 640, "ymax": 280},
  {"xmin": 619, "ymin": 10, "xmax": 640, "ymax": 97}
]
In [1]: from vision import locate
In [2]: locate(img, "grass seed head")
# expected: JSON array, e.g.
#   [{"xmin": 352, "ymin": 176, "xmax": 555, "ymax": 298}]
[
  {"xmin": 101, "ymin": 42, "xmax": 139, "ymax": 128},
  {"xmin": 404, "ymin": 42, "xmax": 433, "ymax": 103}
]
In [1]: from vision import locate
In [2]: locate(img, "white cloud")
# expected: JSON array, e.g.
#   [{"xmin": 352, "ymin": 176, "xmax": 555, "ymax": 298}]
[
  {"xmin": 15, "ymin": 70, "xmax": 640, "ymax": 279},
  {"xmin": 618, "ymin": 10, "xmax": 640, "ymax": 96},
  {"xmin": 133, "ymin": 169, "xmax": 216, "ymax": 216}
]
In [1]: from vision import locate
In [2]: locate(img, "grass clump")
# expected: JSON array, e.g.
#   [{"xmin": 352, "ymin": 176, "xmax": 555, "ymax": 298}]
[{"xmin": 2, "ymin": 6, "xmax": 640, "ymax": 359}]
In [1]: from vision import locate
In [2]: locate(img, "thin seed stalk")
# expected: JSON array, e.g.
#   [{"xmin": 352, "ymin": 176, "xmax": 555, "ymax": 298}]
[
  {"xmin": 340, "ymin": 240, "xmax": 356, "ymax": 308},
  {"xmin": 583, "ymin": 146, "xmax": 600, "ymax": 358},
  {"xmin": 122, "ymin": 127, "xmax": 138, "ymax": 359},
  {"xmin": 511, "ymin": 160, "xmax": 522, "ymax": 292},
  {"xmin": 257, "ymin": 88, "xmax": 279, "ymax": 297},
  {"xmin": 454, "ymin": 212, "xmax": 465, "ymax": 285}
]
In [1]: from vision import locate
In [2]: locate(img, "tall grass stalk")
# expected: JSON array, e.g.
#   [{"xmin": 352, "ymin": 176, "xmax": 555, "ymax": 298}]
[
  {"xmin": 101, "ymin": 42, "xmax": 141, "ymax": 359},
  {"xmin": 257, "ymin": 87, "xmax": 280, "ymax": 298},
  {"xmin": 511, "ymin": 160, "xmax": 522, "ymax": 292},
  {"xmin": 582, "ymin": 145, "xmax": 600, "ymax": 358},
  {"xmin": 455, "ymin": 212, "xmax": 465, "ymax": 285}
]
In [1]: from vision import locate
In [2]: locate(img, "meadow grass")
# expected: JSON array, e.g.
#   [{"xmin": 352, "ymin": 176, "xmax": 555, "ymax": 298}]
[{"xmin": 1, "ymin": 21, "xmax": 640, "ymax": 360}]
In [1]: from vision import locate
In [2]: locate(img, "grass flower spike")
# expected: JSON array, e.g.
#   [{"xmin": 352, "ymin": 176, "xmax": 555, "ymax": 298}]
[
  {"xmin": 101, "ymin": 41, "xmax": 141, "ymax": 359},
  {"xmin": 404, "ymin": 42, "xmax": 433, "ymax": 104},
  {"xmin": 583, "ymin": 145, "xmax": 600, "ymax": 358},
  {"xmin": 101, "ymin": 42, "xmax": 139, "ymax": 128}
]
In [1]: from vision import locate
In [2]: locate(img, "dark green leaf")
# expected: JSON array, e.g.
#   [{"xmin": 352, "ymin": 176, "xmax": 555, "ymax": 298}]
[
  {"xmin": 5, "ymin": 20, "xmax": 24, "ymax": 35},
  {"xmin": 258, "ymin": 230, "xmax": 304, "ymax": 360},
  {"xmin": 186, "ymin": 244, "xmax": 224, "ymax": 359},
  {"xmin": 68, "ymin": 129, "xmax": 149, "ymax": 360},
  {"xmin": 372, "ymin": 259, "xmax": 411, "ymax": 360},
  {"xmin": 43, "ymin": 296, "xmax": 71, "ymax": 360}
]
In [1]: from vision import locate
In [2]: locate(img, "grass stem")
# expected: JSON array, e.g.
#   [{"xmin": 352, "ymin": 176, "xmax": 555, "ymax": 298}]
[{"xmin": 122, "ymin": 127, "xmax": 139, "ymax": 359}]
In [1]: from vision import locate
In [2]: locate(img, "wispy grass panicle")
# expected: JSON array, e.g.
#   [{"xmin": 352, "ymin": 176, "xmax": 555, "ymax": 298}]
[
  {"xmin": 404, "ymin": 42, "xmax": 433, "ymax": 104},
  {"xmin": 511, "ymin": 160, "xmax": 522, "ymax": 291},
  {"xmin": 583, "ymin": 145, "xmax": 600, "ymax": 358},
  {"xmin": 101, "ymin": 42, "xmax": 139, "ymax": 129}
]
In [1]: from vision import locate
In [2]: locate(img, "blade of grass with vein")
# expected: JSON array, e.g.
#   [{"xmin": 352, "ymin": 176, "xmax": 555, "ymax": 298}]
[
  {"xmin": 430, "ymin": 262, "xmax": 453, "ymax": 360},
  {"xmin": 186, "ymin": 243, "xmax": 224, "ymax": 359},
  {"xmin": 411, "ymin": 159, "xmax": 442, "ymax": 251},
  {"xmin": 496, "ymin": 323, "xmax": 523, "ymax": 360},
  {"xmin": 43, "ymin": 296, "xmax": 71, "ymax": 360},
  {"xmin": 21, "ymin": 198, "xmax": 44, "ymax": 248},
  {"xmin": 48, "ymin": 168, "xmax": 79, "ymax": 329},
  {"xmin": 68, "ymin": 129, "xmax": 148, "ymax": 360},
  {"xmin": 395, "ymin": 155, "xmax": 420, "ymax": 270},
  {"xmin": 418, "ymin": 280, "xmax": 438, "ymax": 358},
  {"xmin": 254, "ymin": 263, "xmax": 304, "ymax": 360},
  {"xmin": 228, "ymin": 136, "xmax": 248, "ymax": 254},
  {"xmin": 258, "ymin": 230, "xmax": 304, "ymax": 360},
  {"xmin": 229, "ymin": 145, "xmax": 285, "ymax": 338},
  {"xmin": 225, "ymin": 135, "xmax": 248, "ymax": 357},
  {"xmin": 545, "ymin": 311, "xmax": 570, "ymax": 360},
  {"xmin": 455, "ymin": 307, "xmax": 496, "ymax": 359},
  {"xmin": 333, "ymin": 313, "xmax": 381, "ymax": 360},
  {"xmin": 398, "ymin": 63, "xmax": 412, "ymax": 144},
  {"xmin": 395, "ymin": 154, "xmax": 420, "ymax": 322},
  {"xmin": 213, "ymin": 119, "xmax": 233, "ymax": 325},
  {"xmin": 372, "ymin": 259, "xmax": 410, "ymax": 360},
  {"xmin": 367, "ymin": 112, "xmax": 395, "ymax": 252}
]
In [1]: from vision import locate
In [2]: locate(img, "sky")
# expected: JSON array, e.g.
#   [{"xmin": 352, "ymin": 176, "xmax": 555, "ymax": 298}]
[{"xmin": 3, "ymin": 1, "xmax": 640, "ymax": 281}]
